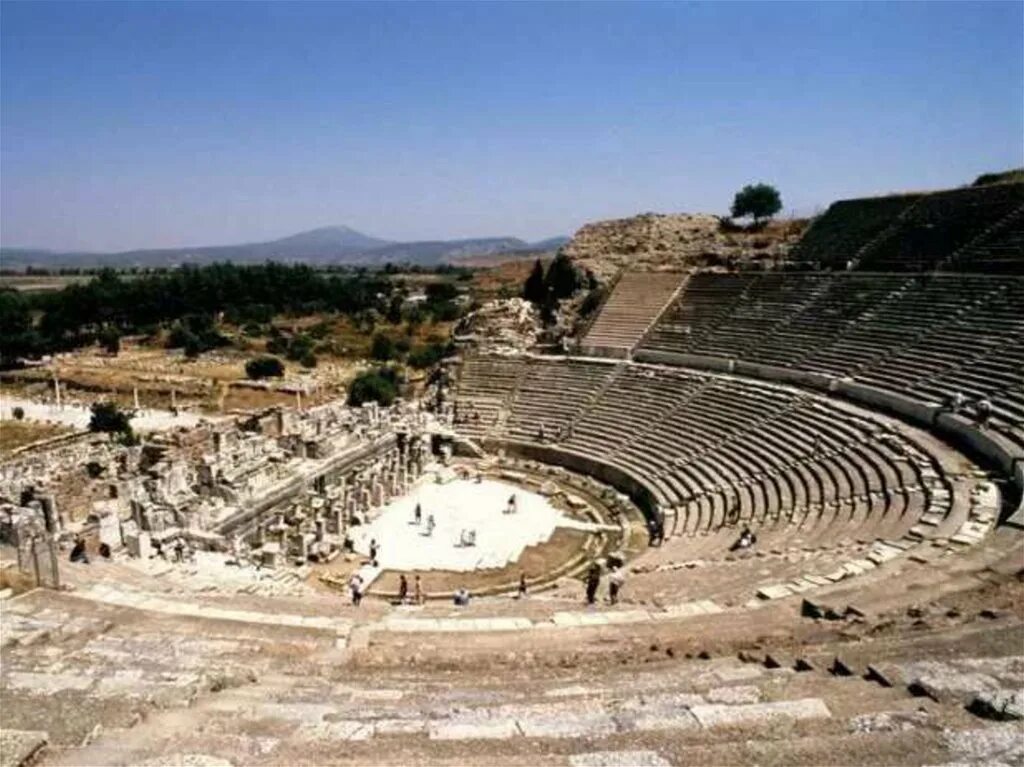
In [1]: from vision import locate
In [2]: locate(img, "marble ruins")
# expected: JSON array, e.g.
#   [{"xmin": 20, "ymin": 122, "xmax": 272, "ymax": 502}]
[{"xmin": 0, "ymin": 401, "xmax": 435, "ymax": 580}]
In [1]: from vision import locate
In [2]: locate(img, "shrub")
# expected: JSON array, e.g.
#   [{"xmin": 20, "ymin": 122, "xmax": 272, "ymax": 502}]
[
  {"xmin": 347, "ymin": 368, "xmax": 397, "ymax": 406},
  {"xmin": 299, "ymin": 351, "xmax": 318, "ymax": 368},
  {"xmin": 431, "ymin": 301, "xmax": 462, "ymax": 322},
  {"xmin": 12, "ymin": 406, "xmax": 25, "ymax": 420},
  {"xmin": 408, "ymin": 342, "xmax": 448, "ymax": 369},
  {"xmin": 371, "ymin": 333, "xmax": 396, "ymax": 361},
  {"xmin": 88, "ymin": 401, "xmax": 137, "ymax": 445},
  {"xmin": 98, "ymin": 326, "xmax": 121, "ymax": 355},
  {"xmin": 245, "ymin": 356, "xmax": 285, "ymax": 379}
]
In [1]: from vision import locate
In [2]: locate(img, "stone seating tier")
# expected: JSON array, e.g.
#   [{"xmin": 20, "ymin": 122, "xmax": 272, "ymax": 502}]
[
  {"xmin": 635, "ymin": 273, "xmax": 1024, "ymax": 445},
  {"xmin": 455, "ymin": 356, "xmax": 955, "ymax": 556},
  {"xmin": 790, "ymin": 182, "xmax": 1024, "ymax": 273}
]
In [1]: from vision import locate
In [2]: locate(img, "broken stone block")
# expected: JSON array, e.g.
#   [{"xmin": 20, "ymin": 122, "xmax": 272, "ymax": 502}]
[{"xmin": 968, "ymin": 689, "xmax": 1024, "ymax": 721}]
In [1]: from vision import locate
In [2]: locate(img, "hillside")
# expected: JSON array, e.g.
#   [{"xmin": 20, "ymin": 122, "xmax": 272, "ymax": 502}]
[
  {"xmin": 0, "ymin": 228, "xmax": 566, "ymax": 270},
  {"xmin": 562, "ymin": 212, "xmax": 806, "ymax": 282}
]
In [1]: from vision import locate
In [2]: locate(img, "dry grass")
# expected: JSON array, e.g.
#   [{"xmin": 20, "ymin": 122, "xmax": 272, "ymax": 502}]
[
  {"xmin": 470, "ymin": 259, "xmax": 548, "ymax": 303},
  {"xmin": 0, "ymin": 419, "xmax": 72, "ymax": 456}
]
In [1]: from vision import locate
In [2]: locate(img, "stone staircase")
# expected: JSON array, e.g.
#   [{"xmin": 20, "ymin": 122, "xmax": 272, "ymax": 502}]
[{"xmin": 580, "ymin": 272, "xmax": 687, "ymax": 358}]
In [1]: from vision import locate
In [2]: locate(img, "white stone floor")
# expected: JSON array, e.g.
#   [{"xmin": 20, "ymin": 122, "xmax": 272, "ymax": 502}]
[
  {"xmin": 351, "ymin": 476, "xmax": 590, "ymax": 572},
  {"xmin": 1, "ymin": 395, "xmax": 220, "ymax": 433}
]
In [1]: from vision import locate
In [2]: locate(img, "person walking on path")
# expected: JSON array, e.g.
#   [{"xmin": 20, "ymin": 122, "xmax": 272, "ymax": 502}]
[{"xmin": 349, "ymin": 573, "xmax": 364, "ymax": 606}]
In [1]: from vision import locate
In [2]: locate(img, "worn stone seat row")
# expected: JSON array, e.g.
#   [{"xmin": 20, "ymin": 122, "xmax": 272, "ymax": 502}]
[
  {"xmin": 636, "ymin": 272, "xmax": 1024, "ymax": 443},
  {"xmin": 455, "ymin": 357, "xmax": 954, "ymax": 552}
]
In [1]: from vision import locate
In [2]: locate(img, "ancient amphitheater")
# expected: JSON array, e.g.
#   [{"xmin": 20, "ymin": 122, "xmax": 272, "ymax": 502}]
[{"xmin": 2, "ymin": 180, "xmax": 1023, "ymax": 766}]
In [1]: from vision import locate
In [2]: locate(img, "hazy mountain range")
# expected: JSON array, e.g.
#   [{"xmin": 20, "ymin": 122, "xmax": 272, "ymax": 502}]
[{"xmin": 0, "ymin": 226, "xmax": 570, "ymax": 269}]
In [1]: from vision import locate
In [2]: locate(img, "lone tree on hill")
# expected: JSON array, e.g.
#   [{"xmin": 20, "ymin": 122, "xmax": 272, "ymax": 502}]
[
  {"xmin": 730, "ymin": 183, "xmax": 782, "ymax": 226},
  {"xmin": 522, "ymin": 260, "xmax": 546, "ymax": 304}
]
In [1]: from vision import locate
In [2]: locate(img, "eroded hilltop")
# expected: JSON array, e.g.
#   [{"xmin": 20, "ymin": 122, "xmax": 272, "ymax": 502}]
[{"xmin": 563, "ymin": 212, "xmax": 806, "ymax": 282}]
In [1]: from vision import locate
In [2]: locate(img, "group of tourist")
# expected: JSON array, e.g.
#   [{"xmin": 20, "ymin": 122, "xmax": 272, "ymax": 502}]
[
  {"xmin": 947, "ymin": 392, "xmax": 994, "ymax": 425},
  {"xmin": 414, "ymin": 503, "xmax": 437, "ymax": 537},
  {"xmin": 396, "ymin": 573, "xmax": 425, "ymax": 605},
  {"xmin": 585, "ymin": 561, "xmax": 626, "ymax": 605}
]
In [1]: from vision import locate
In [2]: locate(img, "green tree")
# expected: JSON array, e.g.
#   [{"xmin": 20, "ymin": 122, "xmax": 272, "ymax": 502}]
[
  {"xmin": 88, "ymin": 401, "xmax": 137, "ymax": 445},
  {"xmin": 347, "ymin": 368, "xmax": 397, "ymax": 406},
  {"xmin": 98, "ymin": 326, "xmax": 121, "ymax": 355},
  {"xmin": 12, "ymin": 406, "xmax": 25, "ymax": 421},
  {"xmin": 245, "ymin": 356, "xmax": 285, "ymax": 379},
  {"xmin": 730, "ymin": 183, "xmax": 782, "ymax": 226},
  {"xmin": 522, "ymin": 259, "xmax": 547, "ymax": 304},
  {"xmin": 544, "ymin": 253, "xmax": 582, "ymax": 300},
  {"xmin": 408, "ymin": 342, "xmax": 449, "ymax": 369}
]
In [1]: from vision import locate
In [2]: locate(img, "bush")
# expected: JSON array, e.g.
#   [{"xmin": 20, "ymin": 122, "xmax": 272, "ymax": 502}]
[
  {"xmin": 12, "ymin": 406, "xmax": 25, "ymax": 421},
  {"xmin": 347, "ymin": 368, "xmax": 397, "ymax": 406},
  {"xmin": 88, "ymin": 401, "xmax": 137, "ymax": 445},
  {"xmin": 98, "ymin": 326, "xmax": 121, "ymax": 355},
  {"xmin": 245, "ymin": 356, "xmax": 285, "ymax": 379},
  {"xmin": 265, "ymin": 334, "xmax": 288, "ymax": 355},
  {"xmin": 408, "ymin": 342, "xmax": 448, "ymax": 369},
  {"xmin": 299, "ymin": 351, "xmax": 318, "ymax": 368},
  {"xmin": 371, "ymin": 333, "xmax": 396, "ymax": 361},
  {"xmin": 167, "ymin": 314, "xmax": 228, "ymax": 358},
  {"xmin": 431, "ymin": 301, "xmax": 462, "ymax": 322}
]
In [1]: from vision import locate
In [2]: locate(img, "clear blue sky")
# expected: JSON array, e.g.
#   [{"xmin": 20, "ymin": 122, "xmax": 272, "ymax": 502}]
[{"xmin": 2, "ymin": 1, "xmax": 1021, "ymax": 252}]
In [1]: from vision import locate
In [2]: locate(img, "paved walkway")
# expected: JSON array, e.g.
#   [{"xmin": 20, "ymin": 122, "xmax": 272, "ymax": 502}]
[{"xmin": 1, "ymin": 395, "xmax": 220, "ymax": 433}]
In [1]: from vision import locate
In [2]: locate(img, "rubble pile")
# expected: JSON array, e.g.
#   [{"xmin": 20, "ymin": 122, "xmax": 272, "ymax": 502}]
[{"xmin": 454, "ymin": 298, "xmax": 541, "ymax": 354}]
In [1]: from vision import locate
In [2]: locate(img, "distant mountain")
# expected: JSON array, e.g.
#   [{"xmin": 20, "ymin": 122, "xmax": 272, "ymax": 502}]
[
  {"xmin": 528, "ymin": 236, "xmax": 570, "ymax": 251},
  {"xmin": 0, "ymin": 226, "xmax": 568, "ymax": 269}
]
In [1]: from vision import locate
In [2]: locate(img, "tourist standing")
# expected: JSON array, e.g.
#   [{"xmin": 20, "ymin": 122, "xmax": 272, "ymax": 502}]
[
  {"xmin": 414, "ymin": 574, "xmax": 424, "ymax": 605},
  {"xmin": 414, "ymin": 503, "xmax": 422, "ymax": 525},
  {"xmin": 398, "ymin": 574, "xmax": 409, "ymax": 604},
  {"xmin": 349, "ymin": 573, "xmax": 363, "ymax": 606},
  {"xmin": 518, "ymin": 572, "xmax": 528, "ymax": 599},
  {"xmin": 976, "ymin": 398, "xmax": 993, "ymax": 427},
  {"xmin": 585, "ymin": 563, "xmax": 601, "ymax": 605},
  {"xmin": 369, "ymin": 539, "xmax": 379, "ymax": 566},
  {"xmin": 608, "ymin": 566, "xmax": 625, "ymax": 605}
]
